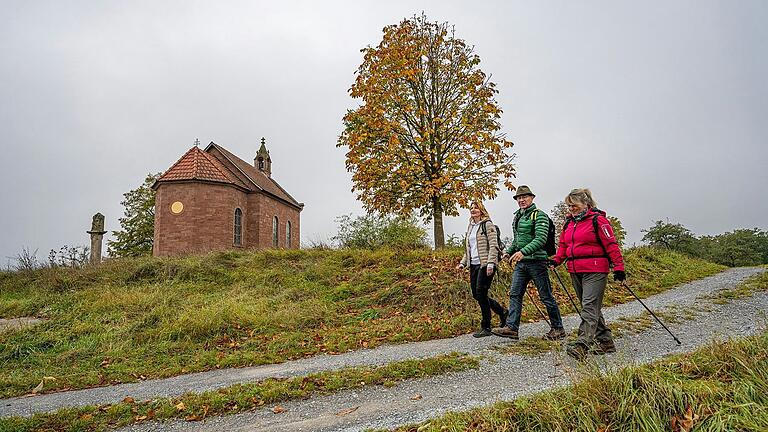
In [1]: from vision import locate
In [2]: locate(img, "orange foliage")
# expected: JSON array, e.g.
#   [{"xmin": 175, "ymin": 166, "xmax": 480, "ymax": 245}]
[{"xmin": 338, "ymin": 13, "xmax": 516, "ymax": 247}]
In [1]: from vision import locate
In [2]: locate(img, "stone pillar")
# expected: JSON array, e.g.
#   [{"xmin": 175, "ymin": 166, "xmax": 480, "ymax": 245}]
[{"xmin": 87, "ymin": 213, "xmax": 107, "ymax": 265}]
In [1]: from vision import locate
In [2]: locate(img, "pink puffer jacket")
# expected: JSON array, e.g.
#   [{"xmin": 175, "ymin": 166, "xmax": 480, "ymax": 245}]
[{"xmin": 552, "ymin": 209, "xmax": 625, "ymax": 273}]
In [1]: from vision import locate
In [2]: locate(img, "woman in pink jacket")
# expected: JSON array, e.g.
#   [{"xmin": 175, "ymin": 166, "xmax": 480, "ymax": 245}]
[{"xmin": 550, "ymin": 188, "xmax": 625, "ymax": 361}]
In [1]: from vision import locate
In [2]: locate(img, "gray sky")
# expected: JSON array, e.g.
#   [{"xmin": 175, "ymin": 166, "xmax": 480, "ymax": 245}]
[{"xmin": 1, "ymin": 0, "xmax": 767, "ymax": 263}]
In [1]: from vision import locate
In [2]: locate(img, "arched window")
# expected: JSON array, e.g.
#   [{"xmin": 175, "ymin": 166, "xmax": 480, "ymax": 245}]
[
  {"xmin": 233, "ymin": 208, "xmax": 242, "ymax": 246},
  {"xmin": 286, "ymin": 221, "xmax": 292, "ymax": 248},
  {"xmin": 272, "ymin": 216, "xmax": 279, "ymax": 247}
]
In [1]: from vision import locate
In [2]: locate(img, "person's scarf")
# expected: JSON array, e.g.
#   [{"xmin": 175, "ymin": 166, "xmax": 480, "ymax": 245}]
[{"xmin": 572, "ymin": 208, "xmax": 589, "ymax": 221}]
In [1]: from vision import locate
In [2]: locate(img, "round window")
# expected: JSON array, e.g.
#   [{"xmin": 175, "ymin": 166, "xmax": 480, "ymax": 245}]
[{"xmin": 170, "ymin": 201, "xmax": 184, "ymax": 214}]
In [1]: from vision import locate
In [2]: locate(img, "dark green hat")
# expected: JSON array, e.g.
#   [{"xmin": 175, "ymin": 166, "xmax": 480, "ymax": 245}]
[{"xmin": 513, "ymin": 185, "xmax": 535, "ymax": 199}]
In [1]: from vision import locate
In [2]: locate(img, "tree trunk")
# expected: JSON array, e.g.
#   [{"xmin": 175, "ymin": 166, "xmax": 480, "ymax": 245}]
[{"xmin": 432, "ymin": 198, "xmax": 445, "ymax": 249}]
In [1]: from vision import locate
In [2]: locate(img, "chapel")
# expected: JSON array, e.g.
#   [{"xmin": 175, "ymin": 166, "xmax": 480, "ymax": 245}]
[{"xmin": 152, "ymin": 139, "xmax": 303, "ymax": 256}]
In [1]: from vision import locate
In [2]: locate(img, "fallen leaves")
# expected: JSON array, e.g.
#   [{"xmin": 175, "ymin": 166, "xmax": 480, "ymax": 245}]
[
  {"xmin": 135, "ymin": 409, "xmax": 156, "ymax": 421},
  {"xmin": 335, "ymin": 406, "xmax": 360, "ymax": 416},
  {"xmin": 272, "ymin": 405, "xmax": 287, "ymax": 414},
  {"xmin": 671, "ymin": 406, "xmax": 700, "ymax": 432},
  {"xmin": 410, "ymin": 393, "xmax": 423, "ymax": 400},
  {"xmin": 31, "ymin": 376, "xmax": 56, "ymax": 394}
]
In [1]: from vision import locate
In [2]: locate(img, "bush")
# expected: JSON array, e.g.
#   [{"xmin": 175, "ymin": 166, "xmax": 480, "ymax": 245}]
[
  {"xmin": 332, "ymin": 213, "xmax": 429, "ymax": 249},
  {"xmin": 642, "ymin": 221, "xmax": 768, "ymax": 267}
]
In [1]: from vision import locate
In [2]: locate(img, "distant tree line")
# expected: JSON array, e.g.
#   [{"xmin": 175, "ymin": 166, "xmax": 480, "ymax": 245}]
[{"xmin": 641, "ymin": 220, "xmax": 768, "ymax": 267}]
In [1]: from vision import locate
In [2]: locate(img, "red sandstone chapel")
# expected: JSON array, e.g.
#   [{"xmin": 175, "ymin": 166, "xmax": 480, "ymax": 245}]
[{"xmin": 152, "ymin": 139, "xmax": 303, "ymax": 256}]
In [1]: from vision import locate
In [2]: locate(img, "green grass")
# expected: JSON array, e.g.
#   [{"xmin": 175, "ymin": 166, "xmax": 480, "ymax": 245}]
[
  {"xmin": 705, "ymin": 268, "xmax": 768, "ymax": 304},
  {"xmin": 0, "ymin": 247, "xmax": 724, "ymax": 398},
  {"xmin": 386, "ymin": 330, "xmax": 768, "ymax": 432},
  {"xmin": 0, "ymin": 352, "xmax": 478, "ymax": 432}
]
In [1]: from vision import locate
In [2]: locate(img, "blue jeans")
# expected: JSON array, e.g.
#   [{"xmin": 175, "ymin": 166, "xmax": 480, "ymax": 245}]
[{"xmin": 506, "ymin": 260, "xmax": 564, "ymax": 330}]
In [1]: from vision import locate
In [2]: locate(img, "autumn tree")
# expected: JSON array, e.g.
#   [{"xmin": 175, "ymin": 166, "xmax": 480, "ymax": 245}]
[
  {"xmin": 338, "ymin": 14, "xmax": 515, "ymax": 248},
  {"xmin": 107, "ymin": 173, "xmax": 159, "ymax": 257}
]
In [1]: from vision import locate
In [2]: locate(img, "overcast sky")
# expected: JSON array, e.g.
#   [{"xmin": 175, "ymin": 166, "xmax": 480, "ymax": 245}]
[{"xmin": 1, "ymin": 0, "xmax": 766, "ymax": 263}]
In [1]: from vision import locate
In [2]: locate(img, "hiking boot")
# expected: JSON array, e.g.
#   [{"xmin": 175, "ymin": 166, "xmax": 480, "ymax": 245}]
[
  {"xmin": 566, "ymin": 342, "xmax": 590, "ymax": 361},
  {"xmin": 491, "ymin": 326, "xmax": 519, "ymax": 340},
  {"xmin": 473, "ymin": 328, "xmax": 493, "ymax": 338},
  {"xmin": 498, "ymin": 309, "xmax": 509, "ymax": 328},
  {"xmin": 591, "ymin": 340, "xmax": 617, "ymax": 355},
  {"xmin": 543, "ymin": 328, "xmax": 567, "ymax": 340}
]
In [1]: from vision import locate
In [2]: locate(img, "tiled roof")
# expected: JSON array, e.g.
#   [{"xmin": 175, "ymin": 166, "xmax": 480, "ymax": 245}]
[
  {"xmin": 158, "ymin": 146, "xmax": 239, "ymax": 185},
  {"xmin": 205, "ymin": 143, "xmax": 302, "ymax": 208}
]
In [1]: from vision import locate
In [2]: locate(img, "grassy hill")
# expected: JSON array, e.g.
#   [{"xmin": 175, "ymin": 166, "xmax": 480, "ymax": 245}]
[{"xmin": 0, "ymin": 247, "xmax": 724, "ymax": 398}]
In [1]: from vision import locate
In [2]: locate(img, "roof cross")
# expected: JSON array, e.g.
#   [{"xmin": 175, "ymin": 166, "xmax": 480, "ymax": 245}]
[{"xmin": 194, "ymin": 138, "xmax": 200, "ymax": 147}]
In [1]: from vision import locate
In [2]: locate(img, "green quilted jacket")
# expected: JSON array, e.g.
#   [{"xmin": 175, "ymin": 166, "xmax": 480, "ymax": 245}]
[{"xmin": 504, "ymin": 204, "xmax": 550, "ymax": 261}]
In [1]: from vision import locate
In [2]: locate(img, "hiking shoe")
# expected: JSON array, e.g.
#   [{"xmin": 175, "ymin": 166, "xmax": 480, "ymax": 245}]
[
  {"xmin": 491, "ymin": 326, "xmax": 519, "ymax": 340},
  {"xmin": 543, "ymin": 328, "xmax": 567, "ymax": 340},
  {"xmin": 473, "ymin": 328, "xmax": 493, "ymax": 338},
  {"xmin": 566, "ymin": 342, "xmax": 590, "ymax": 361},
  {"xmin": 591, "ymin": 340, "xmax": 617, "ymax": 355},
  {"xmin": 498, "ymin": 309, "xmax": 509, "ymax": 328}
]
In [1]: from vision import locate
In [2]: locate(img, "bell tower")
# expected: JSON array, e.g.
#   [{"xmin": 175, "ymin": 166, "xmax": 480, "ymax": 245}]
[{"xmin": 254, "ymin": 137, "xmax": 272, "ymax": 177}]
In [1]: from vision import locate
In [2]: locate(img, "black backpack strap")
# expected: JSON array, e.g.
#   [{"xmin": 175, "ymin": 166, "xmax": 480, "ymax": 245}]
[
  {"xmin": 480, "ymin": 220, "xmax": 501, "ymax": 260},
  {"xmin": 591, "ymin": 214, "xmax": 612, "ymax": 264}
]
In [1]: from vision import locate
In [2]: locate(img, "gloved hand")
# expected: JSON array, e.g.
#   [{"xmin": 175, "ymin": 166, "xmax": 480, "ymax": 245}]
[
  {"xmin": 613, "ymin": 270, "xmax": 626, "ymax": 282},
  {"xmin": 486, "ymin": 263, "xmax": 495, "ymax": 276}
]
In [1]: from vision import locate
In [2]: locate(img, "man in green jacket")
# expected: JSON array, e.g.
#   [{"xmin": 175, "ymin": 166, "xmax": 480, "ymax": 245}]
[{"xmin": 492, "ymin": 185, "xmax": 565, "ymax": 341}]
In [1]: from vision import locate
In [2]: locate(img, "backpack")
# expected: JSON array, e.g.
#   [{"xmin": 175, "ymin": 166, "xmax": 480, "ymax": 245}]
[
  {"xmin": 480, "ymin": 220, "xmax": 504, "ymax": 261},
  {"xmin": 514, "ymin": 209, "xmax": 557, "ymax": 257},
  {"xmin": 561, "ymin": 209, "xmax": 612, "ymax": 264}
]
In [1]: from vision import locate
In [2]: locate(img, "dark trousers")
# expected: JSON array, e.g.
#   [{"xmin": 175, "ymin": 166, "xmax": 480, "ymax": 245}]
[
  {"xmin": 469, "ymin": 264, "xmax": 506, "ymax": 329},
  {"xmin": 506, "ymin": 260, "xmax": 564, "ymax": 330},
  {"xmin": 570, "ymin": 272, "xmax": 613, "ymax": 345}
]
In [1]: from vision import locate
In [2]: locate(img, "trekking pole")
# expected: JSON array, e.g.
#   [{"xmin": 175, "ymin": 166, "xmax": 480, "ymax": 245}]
[
  {"xmin": 551, "ymin": 267, "xmax": 582, "ymax": 315},
  {"xmin": 621, "ymin": 281, "xmax": 682, "ymax": 345},
  {"xmin": 526, "ymin": 287, "xmax": 551, "ymax": 327}
]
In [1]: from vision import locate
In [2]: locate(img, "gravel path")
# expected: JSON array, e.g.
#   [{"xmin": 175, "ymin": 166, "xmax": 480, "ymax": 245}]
[{"xmin": 2, "ymin": 267, "xmax": 764, "ymax": 427}]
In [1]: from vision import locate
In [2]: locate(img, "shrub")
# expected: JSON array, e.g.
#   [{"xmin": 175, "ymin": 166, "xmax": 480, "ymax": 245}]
[{"xmin": 332, "ymin": 213, "xmax": 429, "ymax": 249}]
